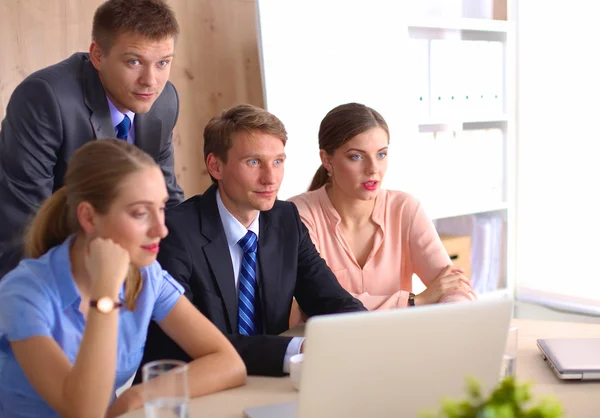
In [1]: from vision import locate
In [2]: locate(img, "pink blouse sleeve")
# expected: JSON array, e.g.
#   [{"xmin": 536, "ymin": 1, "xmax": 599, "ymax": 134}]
[
  {"xmin": 408, "ymin": 202, "xmax": 476, "ymax": 302},
  {"xmin": 408, "ymin": 202, "xmax": 452, "ymax": 286}
]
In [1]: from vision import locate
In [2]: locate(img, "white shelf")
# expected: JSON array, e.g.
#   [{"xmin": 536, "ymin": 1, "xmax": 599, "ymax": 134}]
[
  {"xmin": 257, "ymin": 0, "xmax": 516, "ymax": 297},
  {"xmin": 419, "ymin": 115, "xmax": 509, "ymax": 127},
  {"xmin": 407, "ymin": 17, "xmax": 512, "ymax": 33},
  {"xmin": 517, "ymin": 287, "xmax": 600, "ymax": 317},
  {"xmin": 429, "ymin": 202, "xmax": 508, "ymax": 221}
]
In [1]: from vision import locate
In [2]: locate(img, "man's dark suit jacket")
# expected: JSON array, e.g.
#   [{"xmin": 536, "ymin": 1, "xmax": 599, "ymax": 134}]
[
  {"xmin": 139, "ymin": 185, "xmax": 366, "ymax": 377},
  {"xmin": 0, "ymin": 52, "xmax": 184, "ymax": 278}
]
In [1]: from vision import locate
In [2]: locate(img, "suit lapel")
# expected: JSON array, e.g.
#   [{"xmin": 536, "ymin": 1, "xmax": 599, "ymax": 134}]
[
  {"xmin": 200, "ymin": 186, "xmax": 238, "ymax": 331},
  {"xmin": 135, "ymin": 112, "xmax": 162, "ymax": 159},
  {"xmin": 82, "ymin": 56, "xmax": 162, "ymax": 159},
  {"xmin": 83, "ymin": 60, "xmax": 115, "ymax": 140},
  {"xmin": 257, "ymin": 209, "xmax": 283, "ymax": 331}
]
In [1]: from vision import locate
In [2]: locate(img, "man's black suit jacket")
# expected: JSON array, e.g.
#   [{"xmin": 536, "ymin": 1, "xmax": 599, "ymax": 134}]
[
  {"xmin": 139, "ymin": 185, "xmax": 366, "ymax": 377},
  {"xmin": 0, "ymin": 52, "xmax": 184, "ymax": 278}
]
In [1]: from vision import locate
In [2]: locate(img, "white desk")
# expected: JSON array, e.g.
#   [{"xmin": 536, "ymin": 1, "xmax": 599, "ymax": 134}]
[{"xmin": 122, "ymin": 319, "xmax": 600, "ymax": 417}]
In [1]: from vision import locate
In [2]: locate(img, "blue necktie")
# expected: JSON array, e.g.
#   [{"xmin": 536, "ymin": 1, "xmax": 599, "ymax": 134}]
[
  {"xmin": 237, "ymin": 230, "xmax": 258, "ymax": 336},
  {"xmin": 116, "ymin": 115, "xmax": 131, "ymax": 140}
]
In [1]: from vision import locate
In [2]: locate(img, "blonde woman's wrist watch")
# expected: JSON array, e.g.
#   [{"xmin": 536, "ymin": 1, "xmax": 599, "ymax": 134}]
[{"xmin": 90, "ymin": 297, "xmax": 123, "ymax": 313}]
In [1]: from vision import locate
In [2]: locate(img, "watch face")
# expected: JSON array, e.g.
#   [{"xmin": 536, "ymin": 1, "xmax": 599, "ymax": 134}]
[{"xmin": 96, "ymin": 297, "xmax": 115, "ymax": 313}]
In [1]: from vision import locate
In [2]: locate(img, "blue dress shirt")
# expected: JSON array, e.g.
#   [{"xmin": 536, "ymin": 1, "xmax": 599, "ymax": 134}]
[{"xmin": 0, "ymin": 236, "xmax": 183, "ymax": 417}]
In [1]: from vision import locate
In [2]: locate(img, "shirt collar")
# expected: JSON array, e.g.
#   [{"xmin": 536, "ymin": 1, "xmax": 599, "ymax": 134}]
[
  {"xmin": 216, "ymin": 188, "xmax": 260, "ymax": 248},
  {"xmin": 106, "ymin": 96, "xmax": 135, "ymax": 130},
  {"xmin": 317, "ymin": 185, "xmax": 386, "ymax": 229},
  {"xmin": 50, "ymin": 235, "xmax": 81, "ymax": 309}
]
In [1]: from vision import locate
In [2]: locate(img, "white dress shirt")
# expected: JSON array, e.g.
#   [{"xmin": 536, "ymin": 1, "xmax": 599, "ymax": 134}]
[{"xmin": 216, "ymin": 189, "xmax": 303, "ymax": 373}]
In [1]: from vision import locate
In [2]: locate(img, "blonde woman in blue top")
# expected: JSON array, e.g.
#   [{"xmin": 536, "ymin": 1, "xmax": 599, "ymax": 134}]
[{"xmin": 0, "ymin": 140, "xmax": 246, "ymax": 418}]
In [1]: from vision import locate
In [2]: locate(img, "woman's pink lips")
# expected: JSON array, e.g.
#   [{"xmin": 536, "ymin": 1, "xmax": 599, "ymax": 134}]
[
  {"xmin": 361, "ymin": 181, "xmax": 378, "ymax": 191},
  {"xmin": 141, "ymin": 243, "xmax": 159, "ymax": 253}
]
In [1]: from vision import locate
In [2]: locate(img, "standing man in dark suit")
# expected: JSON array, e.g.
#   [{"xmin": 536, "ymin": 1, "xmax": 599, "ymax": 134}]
[
  {"xmin": 0, "ymin": 0, "xmax": 184, "ymax": 278},
  {"xmin": 140, "ymin": 104, "xmax": 366, "ymax": 377}
]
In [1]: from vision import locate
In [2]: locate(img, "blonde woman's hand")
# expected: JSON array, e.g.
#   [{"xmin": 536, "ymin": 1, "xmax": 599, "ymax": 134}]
[
  {"xmin": 105, "ymin": 385, "xmax": 143, "ymax": 418},
  {"xmin": 414, "ymin": 265, "xmax": 471, "ymax": 306},
  {"xmin": 86, "ymin": 237, "xmax": 130, "ymax": 299}
]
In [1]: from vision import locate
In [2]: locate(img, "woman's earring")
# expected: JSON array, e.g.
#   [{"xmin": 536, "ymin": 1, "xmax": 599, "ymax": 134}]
[{"xmin": 327, "ymin": 171, "xmax": 332, "ymax": 177}]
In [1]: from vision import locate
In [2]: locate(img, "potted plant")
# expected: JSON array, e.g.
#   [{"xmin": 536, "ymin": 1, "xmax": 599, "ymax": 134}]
[{"xmin": 420, "ymin": 376, "xmax": 563, "ymax": 418}]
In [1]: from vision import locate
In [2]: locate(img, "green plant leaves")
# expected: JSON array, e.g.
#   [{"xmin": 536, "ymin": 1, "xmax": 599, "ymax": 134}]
[{"xmin": 422, "ymin": 376, "xmax": 564, "ymax": 418}]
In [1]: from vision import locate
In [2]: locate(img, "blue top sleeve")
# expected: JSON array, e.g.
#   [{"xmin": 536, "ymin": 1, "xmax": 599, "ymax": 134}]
[
  {"xmin": 0, "ymin": 273, "xmax": 54, "ymax": 341},
  {"xmin": 151, "ymin": 266, "xmax": 184, "ymax": 323}
]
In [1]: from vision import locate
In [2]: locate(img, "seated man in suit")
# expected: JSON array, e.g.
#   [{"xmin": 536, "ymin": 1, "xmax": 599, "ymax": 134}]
[
  {"xmin": 140, "ymin": 104, "xmax": 366, "ymax": 377},
  {"xmin": 0, "ymin": 0, "xmax": 183, "ymax": 278}
]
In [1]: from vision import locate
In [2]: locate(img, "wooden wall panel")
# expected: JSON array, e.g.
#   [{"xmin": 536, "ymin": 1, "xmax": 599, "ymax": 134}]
[
  {"xmin": 0, "ymin": 0, "xmax": 103, "ymax": 119},
  {"xmin": 0, "ymin": 0, "xmax": 263, "ymax": 197},
  {"xmin": 168, "ymin": 0, "xmax": 264, "ymax": 195}
]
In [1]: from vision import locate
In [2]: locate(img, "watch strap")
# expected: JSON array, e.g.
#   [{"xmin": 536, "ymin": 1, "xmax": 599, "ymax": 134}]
[{"xmin": 90, "ymin": 298, "xmax": 123, "ymax": 312}]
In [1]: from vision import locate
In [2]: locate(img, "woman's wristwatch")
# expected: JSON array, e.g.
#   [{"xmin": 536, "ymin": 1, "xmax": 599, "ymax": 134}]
[
  {"xmin": 90, "ymin": 297, "xmax": 123, "ymax": 313},
  {"xmin": 408, "ymin": 292, "xmax": 416, "ymax": 307}
]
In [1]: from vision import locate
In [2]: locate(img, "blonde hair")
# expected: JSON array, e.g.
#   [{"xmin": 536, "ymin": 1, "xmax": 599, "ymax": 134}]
[{"xmin": 25, "ymin": 139, "xmax": 158, "ymax": 310}]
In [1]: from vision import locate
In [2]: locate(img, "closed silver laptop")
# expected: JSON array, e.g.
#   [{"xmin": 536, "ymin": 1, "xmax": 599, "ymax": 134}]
[{"xmin": 537, "ymin": 338, "xmax": 600, "ymax": 380}]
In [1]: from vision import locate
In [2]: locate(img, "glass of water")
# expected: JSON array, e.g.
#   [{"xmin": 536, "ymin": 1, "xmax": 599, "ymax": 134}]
[
  {"xmin": 143, "ymin": 359, "xmax": 189, "ymax": 418},
  {"xmin": 500, "ymin": 326, "xmax": 518, "ymax": 379}
]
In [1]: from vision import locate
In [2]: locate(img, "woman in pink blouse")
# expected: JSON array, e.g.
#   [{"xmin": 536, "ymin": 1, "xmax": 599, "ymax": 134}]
[{"xmin": 288, "ymin": 103, "xmax": 476, "ymax": 314}]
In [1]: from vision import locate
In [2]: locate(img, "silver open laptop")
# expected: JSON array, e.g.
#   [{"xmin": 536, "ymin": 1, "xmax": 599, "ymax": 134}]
[
  {"xmin": 244, "ymin": 297, "xmax": 514, "ymax": 418},
  {"xmin": 537, "ymin": 338, "xmax": 600, "ymax": 380}
]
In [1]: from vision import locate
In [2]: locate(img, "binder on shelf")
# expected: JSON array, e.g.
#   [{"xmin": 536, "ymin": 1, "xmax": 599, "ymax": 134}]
[
  {"xmin": 461, "ymin": 0, "xmax": 494, "ymax": 19},
  {"xmin": 431, "ymin": 130, "xmax": 455, "ymax": 204},
  {"xmin": 467, "ymin": 41, "xmax": 487, "ymax": 116},
  {"xmin": 485, "ymin": 41, "xmax": 504, "ymax": 114},
  {"xmin": 460, "ymin": 41, "xmax": 480, "ymax": 116},
  {"xmin": 468, "ymin": 41, "xmax": 504, "ymax": 115},
  {"xmin": 456, "ymin": 129, "xmax": 504, "ymax": 203},
  {"xmin": 424, "ymin": 40, "xmax": 505, "ymax": 121},
  {"xmin": 454, "ymin": 130, "xmax": 476, "ymax": 197},
  {"xmin": 407, "ymin": 38, "xmax": 430, "ymax": 122},
  {"xmin": 409, "ymin": 0, "xmax": 462, "ymax": 19},
  {"xmin": 482, "ymin": 128, "xmax": 504, "ymax": 202},
  {"xmin": 430, "ymin": 39, "xmax": 463, "ymax": 119},
  {"xmin": 415, "ymin": 128, "xmax": 504, "ymax": 219},
  {"xmin": 486, "ymin": 213, "xmax": 503, "ymax": 292},
  {"xmin": 400, "ymin": 133, "xmax": 435, "ymax": 203}
]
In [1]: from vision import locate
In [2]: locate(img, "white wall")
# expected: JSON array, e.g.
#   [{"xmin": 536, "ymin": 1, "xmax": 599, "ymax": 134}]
[
  {"xmin": 257, "ymin": 0, "xmax": 414, "ymax": 199},
  {"xmin": 516, "ymin": 1, "xmax": 600, "ymax": 311}
]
